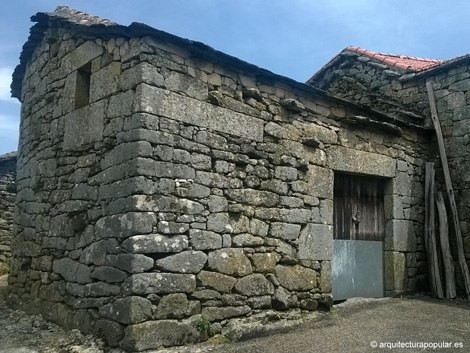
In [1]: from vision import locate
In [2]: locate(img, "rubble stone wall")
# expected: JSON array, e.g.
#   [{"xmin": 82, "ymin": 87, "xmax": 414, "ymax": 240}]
[
  {"xmin": 9, "ymin": 27, "xmax": 430, "ymax": 351},
  {"xmin": 0, "ymin": 152, "xmax": 17, "ymax": 269}
]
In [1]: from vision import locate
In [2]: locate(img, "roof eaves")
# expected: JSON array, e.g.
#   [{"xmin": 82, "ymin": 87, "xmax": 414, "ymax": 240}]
[
  {"xmin": 11, "ymin": 7, "xmax": 351, "ymax": 109},
  {"xmin": 12, "ymin": 7, "xmax": 428, "ymax": 132}
]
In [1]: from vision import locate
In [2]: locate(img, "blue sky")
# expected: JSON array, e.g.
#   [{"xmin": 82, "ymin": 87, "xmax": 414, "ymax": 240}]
[{"xmin": 1, "ymin": 0, "xmax": 470, "ymax": 154}]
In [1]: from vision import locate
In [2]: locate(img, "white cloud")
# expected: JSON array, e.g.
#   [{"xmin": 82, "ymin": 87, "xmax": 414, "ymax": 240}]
[{"xmin": 0, "ymin": 67, "xmax": 16, "ymax": 102}]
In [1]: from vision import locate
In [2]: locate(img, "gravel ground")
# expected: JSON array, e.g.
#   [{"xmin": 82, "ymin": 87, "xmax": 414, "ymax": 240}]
[{"xmin": 2, "ymin": 274, "xmax": 470, "ymax": 353}]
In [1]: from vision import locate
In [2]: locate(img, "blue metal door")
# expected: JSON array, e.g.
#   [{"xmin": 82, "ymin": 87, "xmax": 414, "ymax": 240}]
[
  {"xmin": 332, "ymin": 174, "xmax": 385, "ymax": 300},
  {"xmin": 332, "ymin": 240, "xmax": 384, "ymax": 300}
]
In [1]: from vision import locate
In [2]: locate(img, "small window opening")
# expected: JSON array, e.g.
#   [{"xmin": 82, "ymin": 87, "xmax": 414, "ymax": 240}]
[{"xmin": 75, "ymin": 62, "xmax": 91, "ymax": 109}]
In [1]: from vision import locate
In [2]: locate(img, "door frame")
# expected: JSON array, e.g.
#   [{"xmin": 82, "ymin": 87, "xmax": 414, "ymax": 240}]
[{"xmin": 326, "ymin": 147, "xmax": 411, "ymax": 296}]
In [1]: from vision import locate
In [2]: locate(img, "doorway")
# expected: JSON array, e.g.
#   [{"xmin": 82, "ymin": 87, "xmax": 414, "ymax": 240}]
[{"xmin": 332, "ymin": 173, "xmax": 385, "ymax": 300}]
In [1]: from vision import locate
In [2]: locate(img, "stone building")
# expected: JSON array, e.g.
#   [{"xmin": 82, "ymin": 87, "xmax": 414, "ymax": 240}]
[
  {"xmin": 7, "ymin": 6, "xmax": 450, "ymax": 351},
  {"xmin": 0, "ymin": 152, "xmax": 17, "ymax": 272},
  {"xmin": 307, "ymin": 46, "xmax": 470, "ymax": 291}
]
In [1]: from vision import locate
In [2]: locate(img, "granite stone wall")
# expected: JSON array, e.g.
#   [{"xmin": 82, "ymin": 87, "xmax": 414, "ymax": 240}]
[
  {"xmin": 309, "ymin": 53, "xmax": 470, "ymax": 292},
  {"xmin": 308, "ymin": 52, "xmax": 431, "ymax": 126},
  {"xmin": 426, "ymin": 66, "xmax": 470, "ymax": 287},
  {"xmin": 0, "ymin": 152, "xmax": 17, "ymax": 272},
  {"xmin": 9, "ymin": 25, "xmax": 431, "ymax": 351}
]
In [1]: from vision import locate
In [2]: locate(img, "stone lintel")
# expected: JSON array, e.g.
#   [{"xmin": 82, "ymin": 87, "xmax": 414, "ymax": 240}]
[{"xmin": 327, "ymin": 146, "xmax": 396, "ymax": 178}]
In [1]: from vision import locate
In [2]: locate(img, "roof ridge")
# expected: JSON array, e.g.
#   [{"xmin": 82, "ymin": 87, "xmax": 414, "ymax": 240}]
[
  {"xmin": 46, "ymin": 5, "xmax": 117, "ymax": 26},
  {"xmin": 346, "ymin": 46, "xmax": 446, "ymax": 71}
]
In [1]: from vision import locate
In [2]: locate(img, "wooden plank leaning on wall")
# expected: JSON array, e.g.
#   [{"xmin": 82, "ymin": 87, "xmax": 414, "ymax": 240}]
[{"xmin": 426, "ymin": 80, "xmax": 470, "ymax": 299}]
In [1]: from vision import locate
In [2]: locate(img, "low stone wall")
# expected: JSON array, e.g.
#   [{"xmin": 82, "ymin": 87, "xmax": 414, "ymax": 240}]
[{"xmin": 0, "ymin": 152, "xmax": 16, "ymax": 272}]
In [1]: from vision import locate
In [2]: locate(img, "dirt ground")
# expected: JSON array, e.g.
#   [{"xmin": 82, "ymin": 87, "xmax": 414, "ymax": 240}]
[{"xmin": 1, "ymin": 274, "xmax": 470, "ymax": 353}]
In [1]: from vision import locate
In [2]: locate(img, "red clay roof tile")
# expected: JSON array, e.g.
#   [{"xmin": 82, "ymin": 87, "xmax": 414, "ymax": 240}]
[
  {"xmin": 307, "ymin": 47, "xmax": 469, "ymax": 84},
  {"xmin": 347, "ymin": 46, "xmax": 445, "ymax": 71}
]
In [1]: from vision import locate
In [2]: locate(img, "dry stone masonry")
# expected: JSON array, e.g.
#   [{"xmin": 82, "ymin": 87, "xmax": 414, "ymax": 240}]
[
  {"xmin": 308, "ymin": 47, "xmax": 470, "ymax": 292},
  {"xmin": 0, "ymin": 152, "xmax": 17, "ymax": 272},
  {"xmin": 6, "ymin": 7, "xmax": 443, "ymax": 352}
]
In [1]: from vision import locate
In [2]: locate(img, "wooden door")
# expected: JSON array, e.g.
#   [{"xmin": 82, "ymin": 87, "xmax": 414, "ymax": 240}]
[
  {"xmin": 334, "ymin": 174, "xmax": 385, "ymax": 241},
  {"xmin": 332, "ymin": 173, "xmax": 385, "ymax": 300}
]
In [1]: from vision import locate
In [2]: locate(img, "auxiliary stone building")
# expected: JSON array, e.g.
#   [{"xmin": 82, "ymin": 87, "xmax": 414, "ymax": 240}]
[
  {"xmin": 6, "ymin": 6, "xmax": 468, "ymax": 351},
  {"xmin": 308, "ymin": 47, "xmax": 470, "ymax": 290},
  {"xmin": 0, "ymin": 152, "xmax": 17, "ymax": 271}
]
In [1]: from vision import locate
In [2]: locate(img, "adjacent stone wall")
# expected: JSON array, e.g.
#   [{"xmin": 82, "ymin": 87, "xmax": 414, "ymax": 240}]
[
  {"xmin": 0, "ymin": 152, "xmax": 17, "ymax": 271},
  {"xmin": 424, "ymin": 67, "xmax": 470, "ymax": 289},
  {"xmin": 308, "ymin": 52, "xmax": 431, "ymax": 126},
  {"xmin": 9, "ymin": 24, "xmax": 430, "ymax": 351},
  {"xmin": 309, "ymin": 53, "xmax": 470, "ymax": 293}
]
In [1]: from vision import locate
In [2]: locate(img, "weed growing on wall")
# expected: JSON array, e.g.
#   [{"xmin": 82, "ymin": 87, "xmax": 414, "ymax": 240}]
[{"xmin": 196, "ymin": 316, "xmax": 211, "ymax": 339}]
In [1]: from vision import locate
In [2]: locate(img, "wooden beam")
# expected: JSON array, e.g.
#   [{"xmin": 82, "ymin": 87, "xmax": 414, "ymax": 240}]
[
  {"xmin": 424, "ymin": 162, "xmax": 444, "ymax": 298},
  {"xmin": 435, "ymin": 191, "xmax": 457, "ymax": 299},
  {"xmin": 426, "ymin": 80, "xmax": 470, "ymax": 299}
]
